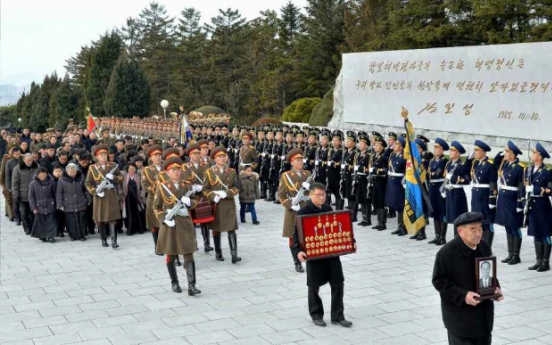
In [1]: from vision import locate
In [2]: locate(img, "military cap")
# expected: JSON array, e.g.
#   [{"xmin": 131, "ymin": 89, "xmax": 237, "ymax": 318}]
[
  {"xmin": 358, "ymin": 131, "xmax": 368, "ymax": 137},
  {"xmin": 397, "ymin": 136, "xmax": 406, "ymax": 147},
  {"xmin": 417, "ymin": 135, "xmax": 430, "ymax": 143},
  {"xmin": 358, "ymin": 134, "xmax": 369, "ymax": 144},
  {"xmin": 163, "ymin": 148, "xmax": 180, "ymax": 160},
  {"xmin": 414, "ymin": 138, "xmax": 427, "ymax": 151},
  {"xmin": 197, "ymin": 139, "xmax": 209, "ymax": 148},
  {"xmin": 152, "ymin": 138, "xmax": 162, "ymax": 145},
  {"xmin": 210, "ymin": 146, "xmax": 228, "ymax": 159},
  {"xmin": 101, "ymin": 128, "xmax": 110, "ymax": 134},
  {"xmin": 434, "ymin": 138, "xmax": 449, "ymax": 151},
  {"xmin": 309, "ymin": 131, "xmax": 318, "ymax": 139},
  {"xmin": 242, "ymin": 132, "xmax": 254, "ymax": 140},
  {"xmin": 388, "ymin": 132, "xmax": 397, "ymax": 140},
  {"xmin": 505, "ymin": 140, "xmax": 522, "ymax": 156},
  {"xmin": 147, "ymin": 145, "xmax": 163, "ymax": 158},
  {"xmin": 222, "ymin": 125, "xmax": 228, "ymax": 130},
  {"xmin": 286, "ymin": 148, "xmax": 304, "ymax": 162},
  {"xmin": 291, "ymin": 125, "xmax": 299, "ymax": 130},
  {"xmin": 450, "ymin": 141, "xmax": 466, "ymax": 154},
  {"xmin": 163, "ymin": 157, "xmax": 182, "ymax": 171},
  {"xmin": 296, "ymin": 131, "xmax": 305, "ymax": 137},
  {"xmin": 93, "ymin": 144, "xmax": 109, "ymax": 156},
  {"xmin": 285, "ymin": 131, "xmax": 294, "ymax": 137},
  {"xmin": 124, "ymin": 135, "xmax": 132, "ymax": 141},
  {"xmin": 320, "ymin": 130, "xmax": 331, "ymax": 139},
  {"xmin": 186, "ymin": 143, "xmax": 200, "ymax": 155},
  {"xmin": 374, "ymin": 136, "xmax": 387, "ymax": 148},
  {"xmin": 535, "ymin": 142, "xmax": 550, "ymax": 159},
  {"xmin": 346, "ymin": 131, "xmax": 356, "ymax": 142},
  {"xmin": 454, "ymin": 212, "xmax": 484, "ymax": 230},
  {"xmin": 332, "ymin": 130, "xmax": 343, "ymax": 140},
  {"xmin": 275, "ymin": 128, "xmax": 283, "ymax": 134},
  {"xmin": 372, "ymin": 131, "xmax": 383, "ymax": 139},
  {"xmin": 474, "ymin": 140, "xmax": 491, "ymax": 152}
]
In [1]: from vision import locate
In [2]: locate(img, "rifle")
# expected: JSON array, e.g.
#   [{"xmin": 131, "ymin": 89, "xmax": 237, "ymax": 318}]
[
  {"xmin": 314, "ymin": 147, "xmax": 320, "ymax": 179},
  {"xmin": 291, "ymin": 170, "xmax": 317, "ymax": 206},
  {"xmin": 523, "ymin": 141, "xmax": 532, "ymax": 227},
  {"xmin": 339, "ymin": 147, "xmax": 347, "ymax": 199},
  {"xmin": 233, "ymin": 139, "xmax": 240, "ymax": 171},
  {"xmin": 268, "ymin": 142, "xmax": 276, "ymax": 181},
  {"xmin": 351, "ymin": 152, "xmax": 359, "ymax": 197},
  {"xmin": 95, "ymin": 164, "xmax": 119, "ymax": 197},
  {"xmin": 279, "ymin": 144, "xmax": 288, "ymax": 177},
  {"xmin": 162, "ymin": 186, "xmax": 195, "ymax": 227},
  {"xmin": 259, "ymin": 143, "xmax": 268, "ymax": 179},
  {"xmin": 439, "ymin": 162, "xmax": 459, "ymax": 197}
]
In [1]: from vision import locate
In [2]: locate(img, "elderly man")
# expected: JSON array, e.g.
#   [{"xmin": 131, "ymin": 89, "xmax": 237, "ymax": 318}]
[{"xmin": 432, "ymin": 212, "xmax": 504, "ymax": 345}]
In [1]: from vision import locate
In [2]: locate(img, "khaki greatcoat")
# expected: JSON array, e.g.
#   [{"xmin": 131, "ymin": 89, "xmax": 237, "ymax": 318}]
[
  {"xmin": 203, "ymin": 166, "xmax": 239, "ymax": 232},
  {"xmin": 85, "ymin": 162, "xmax": 123, "ymax": 222},
  {"xmin": 277, "ymin": 169, "xmax": 310, "ymax": 238}
]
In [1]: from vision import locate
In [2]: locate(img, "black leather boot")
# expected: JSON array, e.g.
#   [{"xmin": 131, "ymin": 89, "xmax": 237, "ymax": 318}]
[
  {"xmin": 482, "ymin": 228, "xmax": 495, "ymax": 247},
  {"xmin": 350, "ymin": 202, "xmax": 358, "ymax": 222},
  {"xmin": 372, "ymin": 208, "xmax": 383, "ymax": 229},
  {"xmin": 529, "ymin": 241, "xmax": 544, "ymax": 270},
  {"xmin": 228, "ymin": 231, "xmax": 241, "ymax": 264},
  {"xmin": 436, "ymin": 222, "xmax": 447, "ymax": 246},
  {"xmin": 387, "ymin": 208, "xmax": 396, "ymax": 218},
  {"xmin": 214, "ymin": 232, "xmax": 224, "ymax": 261},
  {"xmin": 185, "ymin": 261, "xmax": 201, "ymax": 296},
  {"xmin": 266, "ymin": 184, "xmax": 275, "ymax": 201},
  {"xmin": 501, "ymin": 234, "xmax": 514, "ymax": 263},
  {"xmin": 336, "ymin": 198, "xmax": 345, "ymax": 211},
  {"xmin": 508, "ymin": 237, "xmax": 522, "ymax": 265},
  {"xmin": 538, "ymin": 243, "xmax": 551, "ymax": 272},
  {"xmin": 378, "ymin": 208, "xmax": 387, "ymax": 231},
  {"xmin": 175, "ymin": 256, "xmax": 182, "ymax": 267},
  {"xmin": 99, "ymin": 224, "xmax": 109, "ymax": 247},
  {"xmin": 360, "ymin": 204, "xmax": 371, "ymax": 226},
  {"xmin": 110, "ymin": 223, "xmax": 119, "ymax": 249},
  {"xmin": 202, "ymin": 226, "xmax": 213, "ymax": 252},
  {"xmin": 167, "ymin": 260, "xmax": 182, "ymax": 293},
  {"xmin": 291, "ymin": 247, "xmax": 304, "ymax": 273},
  {"xmin": 260, "ymin": 181, "xmax": 267, "ymax": 199},
  {"xmin": 428, "ymin": 220, "xmax": 440, "ymax": 244},
  {"xmin": 152, "ymin": 230, "xmax": 163, "ymax": 255},
  {"xmin": 416, "ymin": 227, "xmax": 427, "ymax": 241}
]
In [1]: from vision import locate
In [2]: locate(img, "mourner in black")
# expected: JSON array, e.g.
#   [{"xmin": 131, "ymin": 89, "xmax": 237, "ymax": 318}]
[
  {"xmin": 292, "ymin": 182, "xmax": 354, "ymax": 328},
  {"xmin": 433, "ymin": 212, "xmax": 504, "ymax": 345}
]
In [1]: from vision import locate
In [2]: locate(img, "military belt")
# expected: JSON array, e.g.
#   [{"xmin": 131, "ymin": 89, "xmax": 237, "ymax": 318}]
[
  {"xmin": 429, "ymin": 178, "xmax": 445, "ymax": 183},
  {"xmin": 472, "ymin": 183, "xmax": 491, "ymax": 188},
  {"xmin": 387, "ymin": 172, "xmax": 405, "ymax": 177}
]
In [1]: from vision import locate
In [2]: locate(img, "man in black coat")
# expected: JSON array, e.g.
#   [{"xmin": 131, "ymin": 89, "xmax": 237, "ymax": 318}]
[
  {"xmin": 292, "ymin": 182, "xmax": 354, "ymax": 328},
  {"xmin": 432, "ymin": 212, "xmax": 504, "ymax": 345}
]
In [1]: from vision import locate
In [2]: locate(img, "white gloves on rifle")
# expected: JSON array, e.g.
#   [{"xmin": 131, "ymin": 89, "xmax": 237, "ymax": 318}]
[
  {"xmin": 291, "ymin": 205, "xmax": 301, "ymax": 212},
  {"xmin": 213, "ymin": 195, "xmax": 221, "ymax": 203},
  {"xmin": 489, "ymin": 204, "xmax": 496, "ymax": 209},
  {"xmin": 354, "ymin": 165, "xmax": 359, "ymax": 172},
  {"xmin": 106, "ymin": 173, "xmax": 114, "ymax": 180},
  {"xmin": 96, "ymin": 188, "xmax": 105, "ymax": 198},
  {"xmin": 192, "ymin": 184, "xmax": 202, "ymax": 192},
  {"xmin": 215, "ymin": 191, "xmax": 227, "ymax": 199},
  {"xmin": 163, "ymin": 218, "xmax": 175, "ymax": 227},
  {"xmin": 181, "ymin": 196, "xmax": 191, "ymax": 207},
  {"xmin": 516, "ymin": 208, "xmax": 523, "ymax": 213},
  {"xmin": 301, "ymin": 182, "xmax": 310, "ymax": 190}
]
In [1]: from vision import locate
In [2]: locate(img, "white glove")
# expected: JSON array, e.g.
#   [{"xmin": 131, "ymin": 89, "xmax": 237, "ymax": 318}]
[
  {"xmin": 303, "ymin": 158, "xmax": 307, "ymax": 163},
  {"xmin": 341, "ymin": 164, "xmax": 346, "ymax": 169},
  {"xmin": 369, "ymin": 168, "xmax": 374, "ymax": 173},
  {"xmin": 270, "ymin": 154, "xmax": 275, "ymax": 159},
  {"xmin": 489, "ymin": 204, "xmax": 496, "ymax": 209},
  {"xmin": 354, "ymin": 165, "xmax": 359, "ymax": 172},
  {"xmin": 213, "ymin": 195, "xmax": 221, "ymax": 203},
  {"xmin": 181, "ymin": 196, "xmax": 191, "ymax": 207},
  {"xmin": 261, "ymin": 153, "xmax": 266, "ymax": 157},
  {"xmin": 301, "ymin": 182, "xmax": 310, "ymax": 190},
  {"xmin": 315, "ymin": 160, "xmax": 319, "ymax": 166},
  {"xmin": 227, "ymin": 147, "xmax": 231, "ymax": 152},
  {"xmin": 218, "ymin": 191, "xmax": 227, "ymax": 199},
  {"xmin": 280, "ymin": 155, "xmax": 285, "ymax": 160},
  {"xmin": 291, "ymin": 205, "xmax": 300, "ymax": 212},
  {"xmin": 441, "ymin": 192, "xmax": 447, "ymax": 198},
  {"xmin": 192, "ymin": 184, "xmax": 202, "ymax": 192},
  {"xmin": 327, "ymin": 161, "xmax": 332, "ymax": 166},
  {"xmin": 516, "ymin": 208, "xmax": 523, "ymax": 213},
  {"xmin": 163, "ymin": 218, "xmax": 175, "ymax": 227},
  {"xmin": 96, "ymin": 188, "xmax": 105, "ymax": 198},
  {"xmin": 499, "ymin": 152, "xmax": 505, "ymax": 156},
  {"xmin": 445, "ymin": 173, "xmax": 452, "ymax": 179},
  {"xmin": 106, "ymin": 173, "xmax": 114, "ymax": 180}
]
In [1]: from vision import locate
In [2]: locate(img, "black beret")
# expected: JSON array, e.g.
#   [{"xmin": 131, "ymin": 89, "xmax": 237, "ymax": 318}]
[{"xmin": 454, "ymin": 212, "xmax": 484, "ymax": 230}]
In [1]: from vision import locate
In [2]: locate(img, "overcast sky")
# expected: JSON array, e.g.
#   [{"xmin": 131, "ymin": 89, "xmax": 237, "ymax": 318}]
[{"xmin": 0, "ymin": 0, "xmax": 308, "ymax": 86}]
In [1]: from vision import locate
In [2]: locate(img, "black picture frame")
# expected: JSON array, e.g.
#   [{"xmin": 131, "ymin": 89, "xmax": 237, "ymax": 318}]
[{"xmin": 475, "ymin": 256, "xmax": 501, "ymax": 301}]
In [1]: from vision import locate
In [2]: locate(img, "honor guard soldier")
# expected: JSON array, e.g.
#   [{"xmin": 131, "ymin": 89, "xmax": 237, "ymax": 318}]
[
  {"xmin": 154, "ymin": 157, "xmax": 201, "ymax": 295},
  {"xmin": 467, "ymin": 140, "xmax": 498, "ymax": 247},
  {"xmin": 203, "ymin": 147, "xmax": 241, "ymax": 263},
  {"xmin": 304, "ymin": 132, "xmax": 318, "ymax": 172},
  {"xmin": 495, "ymin": 141, "xmax": 525, "ymax": 265},
  {"xmin": 417, "ymin": 135, "xmax": 434, "ymax": 163},
  {"xmin": 387, "ymin": 136, "xmax": 407, "ymax": 235},
  {"xmin": 370, "ymin": 134, "xmax": 389, "ymax": 230},
  {"xmin": 268, "ymin": 128, "xmax": 285, "ymax": 203},
  {"xmin": 428, "ymin": 138, "xmax": 449, "ymax": 245},
  {"xmin": 141, "ymin": 145, "xmax": 165, "ymax": 254},
  {"xmin": 219, "ymin": 125, "xmax": 230, "ymax": 148},
  {"xmin": 327, "ymin": 130, "xmax": 343, "ymax": 209},
  {"xmin": 198, "ymin": 139, "xmax": 214, "ymax": 167},
  {"xmin": 385, "ymin": 132, "xmax": 398, "ymax": 219},
  {"xmin": 85, "ymin": 144, "xmax": 123, "ymax": 248},
  {"xmin": 342, "ymin": 131, "xmax": 357, "ymax": 219},
  {"xmin": 282, "ymin": 131, "xmax": 295, "ymax": 172},
  {"xmin": 315, "ymin": 130, "xmax": 331, "ymax": 188},
  {"xmin": 238, "ymin": 131, "xmax": 259, "ymax": 172},
  {"xmin": 278, "ymin": 148, "xmax": 312, "ymax": 273},
  {"xmin": 259, "ymin": 129, "xmax": 272, "ymax": 200},
  {"xmin": 410, "ymin": 138, "xmax": 431, "ymax": 241},
  {"xmin": 527, "ymin": 143, "xmax": 552, "ymax": 272},
  {"xmin": 355, "ymin": 134, "xmax": 371, "ymax": 226},
  {"xmin": 182, "ymin": 143, "xmax": 213, "ymax": 253},
  {"xmin": 442, "ymin": 141, "xmax": 470, "ymax": 240},
  {"xmin": 295, "ymin": 130, "xmax": 305, "ymax": 152}
]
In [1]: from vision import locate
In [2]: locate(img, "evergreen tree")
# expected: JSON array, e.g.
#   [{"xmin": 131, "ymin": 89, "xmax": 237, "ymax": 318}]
[
  {"xmin": 50, "ymin": 75, "xmax": 80, "ymax": 127},
  {"xmin": 120, "ymin": 17, "xmax": 142, "ymax": 59},
  {"xmin": 278, "ymin": 2, "xmax": 302, "ymax": 109}
]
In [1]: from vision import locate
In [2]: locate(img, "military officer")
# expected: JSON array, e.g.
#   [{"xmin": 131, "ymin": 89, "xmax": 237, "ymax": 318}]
[
  {"xmin": 442, "ymin": 141, "xmax": 470, "ymax": 241},
  {"xmin": 315, "ymin": 130, "xmax": 330, "ymax": 189},
  {"xmin": 428, "ymin": 138, "xmax": 449, "ymax": 245},
  {"xmin": 238, "ymin": 132, "xmax": 259, "ymax": 172},
  {"xmin": 154, "ymin": 157, "xmax": 201, "ymax": 295},
  {"xmin": 387, "ymin": 136, "xmax": 407, "ymax": 236},
  {"xmin": 526, "ymin": 143, "xmax": 552, "ymax": 272},
  {"xmin": 342, "ymin": 132, "xmax": 357, "ymax": 219},
  {"xmin": 327, "ymin": 131, "xmax": 343, "ymax": 209},
  {"xmin": 85, "ymin": 144, "xmax": 123, "ymax": 248},
  {"xmin": 355, "ymin": 134, "xmax": 371, "ymax": 226},
  {"xmin": 203, "ymin": 147, "xmax": 241, "ymax": 263},
  {"xmin": 258, "ymin": 129, "xmax": 271, "ymax": 200},
  {"xmin": 141, "ymin": 145, "xmax": 165, "ymax": 255},
  {"xmin": 385, "ymin": 132, "xmax": 398, "ymax": 219},
  {"xmin": 269, "ymin": 129, "xmax": 285, "ymax": 203},
  {"xmin": 495, "ymin": 141, "xmax": 525, "ymax": 265},
  {"xmin": 371, "ymin": 135, "xmax": 389, "ymax": 230},
  {"xmin": 304, "ymin": 132, "xmax": 318, "ymax": 172},
  {"xmin": 467, "ymin": 140, "xmax": 498, "ymax": 247},
  {"xmin": 277, "ymin": 148, "xmax": 311, "ymax": 273},
  {"xmin": 198, "ymin": 139, "xmax": 214, "ymax": 167}
]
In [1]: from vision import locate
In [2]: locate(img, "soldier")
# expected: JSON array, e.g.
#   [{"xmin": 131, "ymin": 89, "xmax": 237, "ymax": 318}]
[
  {"xmin": 526, "ymin": 143, "xmax": 552, "ymax": 272},
  {"xmin": 198, "ymin": 139, "xmax": 214, "ymax": 167},
  {"xmin": 442, "ymin": 141, "xmax": 470, "ymax": 241},
  {"xmin": 428, "ymin": 138, "xmax": 449, "ymax": 245},
  {"xmin": 182, "ymin": 143, "xmax": 212, "ymax": 253},
  {"xmin": 304, "ymin": 132, "xmax": 318, "ymax": 172},
  {"xmin": 142, "ymin": 145, "xmax": 165, "ymax": 255},
  {"xmin": 85, "ymin": 144, "xmax": 123, "ymax": 248},
  {"xmin": 295, "ymin": 131, "xmax": 306, "ymax": 151},
  {"xmin": 315, "ymin": 130, "xmax": 330, "ymax": 189},
  {"xmin": 355, "ymin": 134, "xmax": 371, "ymax": 226},
  {"xmin": 268, "ymin": 128, "xmax": 284, "ymax": 203},
  {"xmin": 387, "ymin": 136, "xmax": 407, "ymax": 236},
  {"xmin": 342, "ymin": 132, "xmax": 357, "ymax": 220},
  {"xmin": 282, "ymin": 131, "xmax": 295, "ymax": 173},
  {"xmin": 278, "ymin": 148, "xmax": 311, "ymax": 273},
  {"xmin": 370, "ymin": 134, "xmax": 388, "ymax": 230},
  {"xmin": 238, "ymin": 132, "xmax": 259, "ymax": 172},
  {"xmin": 386, "ymin": 132, "xmax": 398, "ymax": 219},
  {"xmin": 409, "ymin": 138, "xmax": 430, "ymax": 241},
  {"xmin": 203, "ymin": 147, "xmax": 241, "ymax": 263},
  {"xmin": 327, "ymin": 130, "xmax": 343, "ymax": 209},
  {"xmin": 495, "ymin": 141, "xmax": 525, "ymax": 265},
  {"xmin": 466, "ymin": 140, "xmax": 497, "ymax": 247},
  {"xmin": 258, "ymin": 129, "xmax": 271, "ymax": 200},
  {"xmin": 154, "ymin": 156, "xmax": 201, "ymax": 295}
]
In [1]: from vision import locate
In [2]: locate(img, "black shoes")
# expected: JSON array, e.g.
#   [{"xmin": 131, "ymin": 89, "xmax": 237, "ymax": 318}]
[
  {"xmin": 101, "ymin": 239, "xmax": 109, "ymax": 247},
  {"xmin": 111, "ymin": 238, "xmax": 119, "ymax": 249},
  {"xmin": 313, "ymin": 319, "xmax": 326, "ymax": 327},
  {"xmin": 253, "ymin": 220, "xmax": 260, "ymax": 225},
  {"xmin": 332, "ymin": 320, "xmax": 353, "ymax": 328},
  {"xmin": 295, "ymin": 262, "xmax": 304, "ymax": 273},
  {"xmin": 435, "ymin": 238, "xmax": 446, "ymax": 246}
]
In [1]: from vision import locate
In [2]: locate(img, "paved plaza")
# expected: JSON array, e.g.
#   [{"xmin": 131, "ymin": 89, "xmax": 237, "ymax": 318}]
[{"xmin": 1, "ymin": 192, "xmax": 552, "ymax": 345}]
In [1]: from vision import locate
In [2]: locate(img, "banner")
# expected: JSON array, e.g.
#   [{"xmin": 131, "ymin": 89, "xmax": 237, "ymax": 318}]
[{"xmin": 341, "ymin": 42, "xmax": 552, "ymax": 141}]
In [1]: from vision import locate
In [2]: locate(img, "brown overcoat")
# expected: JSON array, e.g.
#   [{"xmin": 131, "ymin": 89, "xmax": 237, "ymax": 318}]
[
  {"xmin": 141, "ymin": 164, "xmax": 167, "ymax": 228},
  {"xmin": 85, "ymin": 162, "xmax": 123, "ymax": 222},
  {"xmin": 238, "ymin": 145, "xmax": 259, "ymax": 171},
  {"xmin": 203, "ymin": 166, "xmax": 240, "ymax": 232},
  {"xmin": 277, "ymin": 169, "xmax": 311, "ymax": 238},
  {"xmin": 154, "ymin": 180, "xmax": 198, "ymax": 255}
]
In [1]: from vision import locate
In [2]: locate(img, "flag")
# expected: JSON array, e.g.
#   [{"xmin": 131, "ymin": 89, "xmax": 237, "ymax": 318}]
[
  {"xmin": 401, "ymin": 107, "xmax": 432, "ymax": 234},
  {"xmin": 87, "ymin": 114, "xmax": 96, "ymax": 133},
  {"xmin": 179, "ymin": 114, "xmax": 194, "ymax": 146}
]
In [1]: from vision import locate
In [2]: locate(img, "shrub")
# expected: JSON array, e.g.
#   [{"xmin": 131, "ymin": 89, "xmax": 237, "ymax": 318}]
[
  {"xmin": 282, "ymin": 97, "xmax": 322, "ymax": 123},
  {"xmin": 194, "ymin": 105, "xmax": 225, "ymax": 115},
  {"xmin": 309, "ymin": 88, "xmax": 334, "ymax": 126},
  {"xmin": 251, "ymin": 116, "xmax": 282, "ymax": 128}
]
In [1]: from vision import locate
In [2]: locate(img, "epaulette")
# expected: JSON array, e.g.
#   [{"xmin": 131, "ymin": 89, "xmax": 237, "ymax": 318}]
[
  {"xmin": 519, "ymin": 163, "xmax": 526, "ymax": 168},
  {"xmin": 488, "ymin": 159, "xmax": 494, "ymax": 164}
]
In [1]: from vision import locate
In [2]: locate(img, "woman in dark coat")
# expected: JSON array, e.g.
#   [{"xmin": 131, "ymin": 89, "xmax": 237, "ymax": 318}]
[
  {"xmin": 122, "ymin": 163, "xmax": 147, "ymax": 235},
  {"xmin": 57, "ymin": 163, "xmax": 90, "ymax": 241},
  {"xmin": 29, "ymin": 167, "xmax": 58, "ymax": 242}
]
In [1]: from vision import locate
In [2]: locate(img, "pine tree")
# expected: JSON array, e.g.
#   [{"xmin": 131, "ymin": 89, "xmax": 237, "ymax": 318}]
[
  {"xmin": 120, "ymin": 17, "xmax": 142, "ymax": 59},
  {"xmin": 51, "ymin": 75, "xmax": 80, "ymax": 127},
  {"xmin": 278, "ymin": 2, "xmax": 302, "ymax": 109}
]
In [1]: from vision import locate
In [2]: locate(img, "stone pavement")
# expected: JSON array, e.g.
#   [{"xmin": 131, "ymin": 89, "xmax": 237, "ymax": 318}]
[{"xmin": 2, "ymin": 192, "xmax": 552, "ymax": 345}]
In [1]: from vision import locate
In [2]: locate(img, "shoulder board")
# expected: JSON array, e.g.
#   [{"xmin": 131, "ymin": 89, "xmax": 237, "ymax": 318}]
[
  {"xmin": 488, "ymin": 159, "xmax": 494, "ymax": 164},
  {"xmin": 519, "ymin": 163, "xmax": 526, "ymax": 168}
]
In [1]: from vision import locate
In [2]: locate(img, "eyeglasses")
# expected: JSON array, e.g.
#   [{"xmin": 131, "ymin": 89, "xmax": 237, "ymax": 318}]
[{"xmin": 311, "ymin": 193, "xmax": 326, "ymax": 198}]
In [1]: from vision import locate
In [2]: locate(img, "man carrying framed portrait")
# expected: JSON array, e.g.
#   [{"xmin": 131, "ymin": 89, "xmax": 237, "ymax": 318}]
[{"xmin": 432, "ymin": 212, "xmax": 504, "ymax": 345}]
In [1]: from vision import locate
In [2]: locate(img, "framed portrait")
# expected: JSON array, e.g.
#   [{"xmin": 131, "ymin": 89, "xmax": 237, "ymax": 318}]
[{"xmin": 475, "ymin": 256, "xmax": 500, "ymax": 300}]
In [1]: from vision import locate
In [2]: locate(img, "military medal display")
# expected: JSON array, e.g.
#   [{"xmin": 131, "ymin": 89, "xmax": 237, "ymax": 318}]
[{"xmin": 296, "ymin": 210, "xmax": 355, "ymax": 260}]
